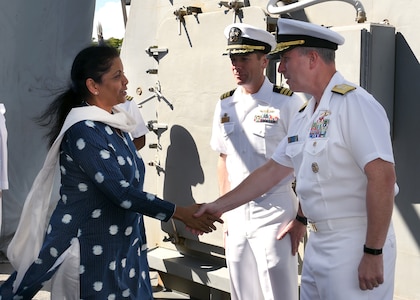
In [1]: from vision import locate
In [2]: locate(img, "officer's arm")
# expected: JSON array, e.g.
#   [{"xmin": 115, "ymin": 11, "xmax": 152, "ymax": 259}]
[
  {"xmin": 217, "ymin": 153, "xmax": 230, "ymax": 196},
  {"xmin": 196, "ymin": 159, "xmax": 292, "ymax": 218},
  {"xmin": 364, "ymin": 158, "xmax": 395, "ymax": 250},
  {"xmin": 358, "ymin": 158, "xmax": 395, "ymax": 290}
]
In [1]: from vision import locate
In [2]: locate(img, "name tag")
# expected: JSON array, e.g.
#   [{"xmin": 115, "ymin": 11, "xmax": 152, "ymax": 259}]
[{"xmin": 288, "ymin": 135, "xmax": 298, "ymax": 143}]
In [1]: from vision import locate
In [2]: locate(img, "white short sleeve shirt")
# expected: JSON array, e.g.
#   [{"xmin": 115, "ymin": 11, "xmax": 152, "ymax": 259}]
[
  {"xmin": 211, "ymin": 78, "xmax": 304, "ymax": 189},
  {"xmin": 272, "ymin": 72, "xmax": 394, "ymax": 222}
]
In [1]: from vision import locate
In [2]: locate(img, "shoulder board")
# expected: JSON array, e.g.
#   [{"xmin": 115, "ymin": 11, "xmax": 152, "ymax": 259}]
[
  {"xmin": 273, "ymin": 85, "xmax": 294, "ymax": 96},
  {"xmin": 220, "ymin": 89, "xmax": 236, "ymax": 100},
  {"xmin": 298, "ymin": 101, "xmax": 308, "ymax": 113},
  {"xmin": 125, "ymin": 95, "xmax": 134, "ymax": 101},
  {"xmin": 331, "ymin": 84, "xmax": 356, "ymax": 95}
]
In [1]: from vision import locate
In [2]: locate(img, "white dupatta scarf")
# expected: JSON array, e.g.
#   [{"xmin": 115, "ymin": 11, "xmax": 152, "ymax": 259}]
[{"xmin": 7, "ymin": 105, "xmax": 136, "ymax": 297}]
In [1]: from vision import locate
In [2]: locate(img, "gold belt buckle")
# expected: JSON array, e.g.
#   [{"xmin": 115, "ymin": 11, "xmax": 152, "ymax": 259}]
[{"xmin": 309, "ymin": 222, "xmax": 318, "ymax": 232}]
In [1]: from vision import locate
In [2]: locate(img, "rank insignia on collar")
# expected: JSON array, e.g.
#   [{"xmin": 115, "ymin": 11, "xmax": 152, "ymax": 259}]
[
  {"xmin": 298, "ymin": 102, "xmax": 308, "ymax": 113},
  {"xmin": 273, "ymin": 85, "xmax": 293, "ymax": 96},
  {"xmin": 331, "ymin": 84, "xmax": 356, "ymax": 95},
  {"xmin": 220, "ymin": 89, "xmax": 235, "ymax": 100}
]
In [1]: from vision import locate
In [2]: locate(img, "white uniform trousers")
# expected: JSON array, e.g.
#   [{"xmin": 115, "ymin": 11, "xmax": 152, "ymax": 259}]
[
  {"xmin": 300, "ymin": 218, "xmax": 396, "ymax": 300},
  {"xmin": 226, "ymin": 224, "xmax": 298, "ymax": 300}
]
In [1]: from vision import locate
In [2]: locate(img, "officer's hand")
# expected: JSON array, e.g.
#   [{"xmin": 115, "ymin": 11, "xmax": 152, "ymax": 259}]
[
  {"xmin": 174, "ymin": 204, "xmax": 223, "ymax": 234},
  {"xmin": 358, "ymin": 254, "xmax": 384, "ymax": 290},
  {"xmin": 277, "ymin": 219, "xmax": 307, "ymax": 255}
]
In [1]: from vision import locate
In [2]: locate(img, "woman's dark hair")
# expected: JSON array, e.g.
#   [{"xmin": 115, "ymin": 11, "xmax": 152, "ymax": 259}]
[{"xmin": 37, "ymin": 45, "xmax": 120, "ymax": 146}]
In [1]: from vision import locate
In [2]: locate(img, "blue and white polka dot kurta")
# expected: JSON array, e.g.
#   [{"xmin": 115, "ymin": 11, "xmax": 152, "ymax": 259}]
[{"xmin": 0, "ymin": 120, "xmax": 175, "ymax": 299}]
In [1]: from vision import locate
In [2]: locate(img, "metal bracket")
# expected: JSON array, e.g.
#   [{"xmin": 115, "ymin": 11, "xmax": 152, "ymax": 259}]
[
  {"xmin": 146, "ymin": 46, "xmax": 168, "ymax": 58},
  {"xmin": 146, "ymin": 69, "xmax": 158, "ymax": 74},
  {"xmin": 147, "ymin": 120, "xmax": 168, "ymax": 136},
  {"xmin": 218, "ymin": 1, "xmax": 245, "ymax": 12},
  {"xmin": 174, "ymin": 6, "xmax": 202, "ymax": 21},
  {"xmin": 174, "ymin": 6, "xmax": 203, "ymax": 35},
  {"xmin": 137, "ymin": 81, "xmax": 174, "ymax": 110},
  {"xmin": 218, "ymin": 1, "xmax": 245, "ymax": 22},
  {"xmin": 147, "ymin": 159, "xmax": 165, "ymax": 175}
]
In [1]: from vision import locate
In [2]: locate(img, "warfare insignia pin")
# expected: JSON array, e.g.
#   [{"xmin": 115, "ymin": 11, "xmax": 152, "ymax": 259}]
[{"xmin": 221, "ymin": 113, "xmax": 230, "ymax": 123}]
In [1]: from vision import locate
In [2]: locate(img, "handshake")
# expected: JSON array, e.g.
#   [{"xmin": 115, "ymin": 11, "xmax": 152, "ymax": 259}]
[{"xmin": 172, "ymin": 203, "xmax": 223, "ymax": 235}]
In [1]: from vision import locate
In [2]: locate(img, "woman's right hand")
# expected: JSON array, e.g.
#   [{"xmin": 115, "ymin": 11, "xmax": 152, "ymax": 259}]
[{"xmin": 173, "ymin": 204, "xmax": 223, "ymax": 234}]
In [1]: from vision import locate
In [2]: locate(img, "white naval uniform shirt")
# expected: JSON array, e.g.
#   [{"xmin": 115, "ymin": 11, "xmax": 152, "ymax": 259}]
[
  {"xmin": 272, "ymin": 72, "xmax": 395, "ymax": 223},
  {"xmin": 211, "ymin": 77, "xmax": 304, "ymax": 233}
]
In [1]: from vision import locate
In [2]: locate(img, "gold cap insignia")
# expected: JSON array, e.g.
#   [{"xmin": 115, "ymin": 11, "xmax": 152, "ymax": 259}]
[{"xmin": 229, "ymin": 27, "xmax": 241, "ymax": 43}]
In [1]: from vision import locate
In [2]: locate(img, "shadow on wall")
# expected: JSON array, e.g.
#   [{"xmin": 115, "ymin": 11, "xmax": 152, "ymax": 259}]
[
  {"xmin": 161, "ymin": 124, "xmax": 204, "ymax": 242},
  {"xmin": 393, "ymin": 32, "xmax": 420, "ymax": 248}
]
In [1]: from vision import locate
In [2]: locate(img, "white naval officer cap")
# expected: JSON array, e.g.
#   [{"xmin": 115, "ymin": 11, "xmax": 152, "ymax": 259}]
[
  {"xmin": 275, "ymin": 18, "xmax": 345, "ymax": 54},
  {"xmin": 223, "ymin": 23, "xmax": 277, "ymax": 55}
]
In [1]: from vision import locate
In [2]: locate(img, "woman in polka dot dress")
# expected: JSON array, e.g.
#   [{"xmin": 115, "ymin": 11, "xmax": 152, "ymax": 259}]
[{"xmin": 0, "ymin": 46, "xmax": 221, "ymax": 299}]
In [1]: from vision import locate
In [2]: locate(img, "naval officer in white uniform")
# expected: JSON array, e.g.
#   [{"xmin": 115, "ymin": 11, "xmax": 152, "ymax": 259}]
[
  {"xmin": 210, "ymin": 23, "xmax": 304, "ymax": 300},
  {"xmin": 198, "ymin": 18, "xmax": 397, "ymax": 300}
]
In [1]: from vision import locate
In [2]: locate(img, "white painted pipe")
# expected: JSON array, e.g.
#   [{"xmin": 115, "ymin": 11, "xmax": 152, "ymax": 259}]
[{"xmin": 266, "ymin": 0, "xmax": 367, "ymax": 23}]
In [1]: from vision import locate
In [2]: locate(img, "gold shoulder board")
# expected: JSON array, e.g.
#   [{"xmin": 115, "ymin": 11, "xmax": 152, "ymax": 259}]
[
  {"xmin": 125, "ymin": 95, "xmax": 134, "ymax": 101},
  {"xmin": 298, "ymin": 101, "xmax": 308, "ymax": 113},
  {"xmin": 273, "ymin": 85, "xmax": 294, "ymax": 96},
  {"xmin": 220, "ymin": 89, "xmax": 236, "ymax": 100},
  {"xmin": 331, "ymin": 84, "xmax": 356, "ymax": 95}
]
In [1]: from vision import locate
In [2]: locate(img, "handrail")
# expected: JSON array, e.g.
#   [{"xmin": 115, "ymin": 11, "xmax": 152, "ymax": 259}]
[{"xmin": 266, "ymin": 0, "xmax": 366, "ymax": 23}]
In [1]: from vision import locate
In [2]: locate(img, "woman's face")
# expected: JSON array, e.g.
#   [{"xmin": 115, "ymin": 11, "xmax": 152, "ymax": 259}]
[{"xmin": 96, "ymin": 57, "xmax": 129, "ymax": 108}]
